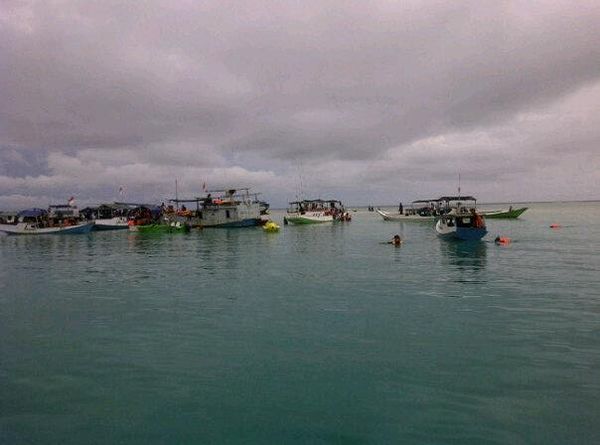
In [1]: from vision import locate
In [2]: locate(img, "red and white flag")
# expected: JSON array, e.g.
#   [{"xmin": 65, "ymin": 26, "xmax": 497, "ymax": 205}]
[{"xmin": 68, "ymin": 196, "xmax": 75, "ymax": 206}]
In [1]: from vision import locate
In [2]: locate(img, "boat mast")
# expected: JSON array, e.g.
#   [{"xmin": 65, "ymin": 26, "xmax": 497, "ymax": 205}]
[{"xmin": 175, "ymin": 179, "xmax": 179, "ymax": 211}]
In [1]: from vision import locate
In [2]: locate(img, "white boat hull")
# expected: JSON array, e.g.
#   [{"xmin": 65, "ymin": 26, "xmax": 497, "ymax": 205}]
[
  {"xmin": 285, "ymin": 211, "xmax": 334, "ymax": 224},
  {"xmin": 93, "ymin": 217, "xmax": 129, "ymax": 230},
  {"xmin": 376, "ymin": 209, "xmax": 435, "ymax": 222}
]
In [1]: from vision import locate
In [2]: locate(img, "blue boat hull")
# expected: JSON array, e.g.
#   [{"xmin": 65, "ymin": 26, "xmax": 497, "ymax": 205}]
[{"xmin": 454, "ymin": 226, "xmax": 487, "ymax": 241}]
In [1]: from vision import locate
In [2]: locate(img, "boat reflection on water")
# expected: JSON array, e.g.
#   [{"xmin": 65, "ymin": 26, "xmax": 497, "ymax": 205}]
[{"xmin": 439, "ymin": 240, "xmax": 487, "ymax": 284}]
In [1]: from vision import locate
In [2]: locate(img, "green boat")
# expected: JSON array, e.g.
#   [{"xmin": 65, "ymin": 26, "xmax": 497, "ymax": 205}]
[
  {"xmin": 137, "ymin": 222, "xmax": 191, "ymax": 233},
  {"xmin": 480, "ymin": 207, "xmax": 528, "ymax": 219}
]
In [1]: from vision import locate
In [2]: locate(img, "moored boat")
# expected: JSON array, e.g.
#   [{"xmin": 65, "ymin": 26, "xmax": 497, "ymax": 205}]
[
  {"xmin": 170, "ymin": 188, "xmax": 263, "ymax": 228},
  {"xmin": 480, "ymin": 207, "xmax": 528, "ymax": 219},
  {"xmin": 127, "ymin": 205, "xmax": 161, "ymax": 231},
  {"xmin": 434, "ymin": 197, "xmax": 487, "ymax": 241},
  {"xmin": 81, "ymin": 203, "xmax": 135, "ymax": 230},
  {"xmin": 376, "ymin": 208, "xmax": 436, "ymax": 222},
  {"xmin": 0, "ymin": 208, "xmax": 94, "ymax": 235},
  {"xmin": 284, "ymin": 199, "xmax": 349, "ymax": 225},
  {"xmin": 376, "ymin": 198, "xmax": 447, "ymax": 222}
]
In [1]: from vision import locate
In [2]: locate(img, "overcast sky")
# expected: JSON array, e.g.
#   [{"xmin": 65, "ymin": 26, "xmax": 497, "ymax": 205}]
[{"xmin": 1, "ymin": 0, "xmax": 599, "ymax": 208}]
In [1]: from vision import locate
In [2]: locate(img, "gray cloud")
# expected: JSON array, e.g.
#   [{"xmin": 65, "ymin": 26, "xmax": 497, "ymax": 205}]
[{"xmin": 1, "ymin": 0, "xmax": 600, "ymax": 208}]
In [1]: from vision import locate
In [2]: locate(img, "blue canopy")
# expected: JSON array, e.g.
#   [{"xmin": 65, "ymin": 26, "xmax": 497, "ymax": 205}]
[{"xmin": 17, "ymin": 208, "xmax": 48, "ymax": 218}]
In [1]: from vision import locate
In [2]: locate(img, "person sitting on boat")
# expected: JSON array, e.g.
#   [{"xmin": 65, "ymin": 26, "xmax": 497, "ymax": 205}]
[
  {"xmin": 471, "ymin": 208, "xmax": 485, "ymax": 228},
  {"xmin": 389, "ymin": 234, "xmax": 402, "ymax": 246}
]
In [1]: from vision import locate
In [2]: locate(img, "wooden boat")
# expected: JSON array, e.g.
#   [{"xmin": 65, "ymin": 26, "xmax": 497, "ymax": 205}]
[
  {"xmin": 127, "ymin": 205, "xmax": 161, "ymax": 231},
  {"xmin": 435, "ymin": 197, "xmax": 487, "ymax": 241},
  {"xmin": 480, "ymin": 207, "xmax": 528, "ymax": 219},
  {"xmin": 81, "ymin": 203, "xmax": 134, "ymax": 230},
  {"xmin": 284, "ymin": 199, "xmax": 349, "ymax": 225},
  {"xmin": 0, "ymin": 208, "xmax": 94, "ymax": 235},
  {"xmin": 0, "ymin": 221, "xmax": 94, "ymax": 235},
  {"xmin": 169, "ymin": 188, "xmax": 262, "ymax": 228},
  {"xmin": 375, "ymin": 208, "xmax": 435, "ymax": 222},
  {"xmin": 376, "ymin": 198, "xmax": 448, "ymax": 222}
]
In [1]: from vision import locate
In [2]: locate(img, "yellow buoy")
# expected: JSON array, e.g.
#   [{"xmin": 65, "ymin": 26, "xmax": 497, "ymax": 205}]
[{"xmin": 263, "ymin": 221, "xmax": 280, "ymax": 232}]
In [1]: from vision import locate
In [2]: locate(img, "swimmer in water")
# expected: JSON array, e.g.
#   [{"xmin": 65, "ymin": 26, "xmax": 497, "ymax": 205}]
[
  {"xmin": 390, "ymin": 234, "xmax": 402, "ymax": 246},
  {"xmin": 495, "ymin": 236, "xmax": 511, "ymax": 245}
]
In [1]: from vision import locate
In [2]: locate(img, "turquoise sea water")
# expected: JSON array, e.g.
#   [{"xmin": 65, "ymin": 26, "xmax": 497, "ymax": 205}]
[{"xmin": 1, "ymin": 202, "xmax": 599, "ymax": 444}]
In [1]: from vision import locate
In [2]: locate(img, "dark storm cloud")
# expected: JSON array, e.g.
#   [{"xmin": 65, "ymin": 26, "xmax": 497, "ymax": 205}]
[{"xmin": 1, "ymin": 0, "xmax": 600, "ymax": 207}]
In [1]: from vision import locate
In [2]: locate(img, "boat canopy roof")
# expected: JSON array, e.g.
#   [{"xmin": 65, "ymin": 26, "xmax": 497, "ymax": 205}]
[
  {"xmin": 170, "ymin": 198, "xmax": 204, "ymax": 203},
  {"xmin": 438, "ymin": 196, "xmax": 477, "ymax": 202},
  {"xmin": 289, "ymin": 199, "xmax": 343, "ymax": 204},
  {"xmin": 17, "ymin": 208, "xmax": 48, "ymax": 217},
  {"xmin": 170, "ymin": 188, "xmax": 260, "ymax": 203},
  {"xmin": 97, "ymin": 203, "xmax": 137, "ymax": 210},
  {"xmin": 205, "ymin": 187, "xmax": 251, "ymax": 193},
  {"xmin": 114, "ymin": 201, "xmax": 156, "ymax": 208},
  {"xmin": 411, "ymin": 196, "xmax": 477, "ymax": 204},
  {"xmin": 411, "ymin": 199, "xmax": 440, "ymax": 204}
]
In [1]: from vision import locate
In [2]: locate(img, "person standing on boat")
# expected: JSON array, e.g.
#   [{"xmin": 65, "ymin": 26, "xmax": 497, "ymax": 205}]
[{"xmin": 398, "ymin": 202, "xmax": 403, "ymax": 214}]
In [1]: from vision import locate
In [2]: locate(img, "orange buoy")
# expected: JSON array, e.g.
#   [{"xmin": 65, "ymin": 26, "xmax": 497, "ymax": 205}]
[
  {"xmin": 550, "ymin": 223, "xmax": 561, "ymax": 229},
  {"xmin": 494, "ymin": 236, "xmax": 511, "ymax": 245}
]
